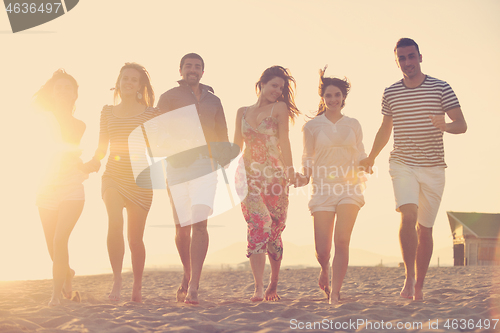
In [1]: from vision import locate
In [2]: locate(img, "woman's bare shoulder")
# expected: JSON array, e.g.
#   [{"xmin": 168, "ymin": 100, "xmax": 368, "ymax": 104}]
[
  {"xmin": 274, "ymin": 101, "xmax": 290, "ymax": 119},
  {"xmin": 236, "ymin": 106, "xmax": 248, "ymax": 118}
]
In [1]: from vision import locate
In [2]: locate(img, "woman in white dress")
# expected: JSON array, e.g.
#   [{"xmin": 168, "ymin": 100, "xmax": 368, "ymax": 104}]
[{"xmin": 297, "ymin": 67, "xmax": 367, "ymax": 304}]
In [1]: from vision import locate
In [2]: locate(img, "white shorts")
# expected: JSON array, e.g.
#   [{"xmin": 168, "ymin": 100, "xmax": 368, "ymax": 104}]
[
  {"xmin": 389, "ymin": 160, "xmax": 445, "ymax": 228},
  {"xmin": 36, "ymin": 184, "xmax": 85, "ymax": 211},
  {"xmin": 167, "ymin": 158, "xmax": 218, "ymax": 226},
  {"xmin": 308, "ymin": 182, "xmax": 365, "ymax": 215},
  {"xmin": 36, "ymin": 169, "xmax": 87, "ymax": 211}
]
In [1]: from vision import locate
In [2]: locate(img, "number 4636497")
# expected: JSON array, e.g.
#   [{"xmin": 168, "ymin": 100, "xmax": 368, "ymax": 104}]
[
  {"xmin": 6, "ymin": 3, "xmax": 62, "ymax": 14},
  {"xmin": 444, "ymin": 318, "xmax": 498, "ymax": 330}
]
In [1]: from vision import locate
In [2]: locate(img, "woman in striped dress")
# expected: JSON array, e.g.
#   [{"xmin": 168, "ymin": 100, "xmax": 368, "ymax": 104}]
[{"xmin": 88, "ymin": 63, "xmax": 158, "ymax": 302}]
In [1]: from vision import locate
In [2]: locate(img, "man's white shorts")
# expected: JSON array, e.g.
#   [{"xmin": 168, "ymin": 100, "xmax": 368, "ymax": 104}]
[
  {"xmin": 389, "ymin": 160, "xmax": 445, "ymax": 228},
  {"xmin": 167, "ymin": 158, "xmax": 218, "ymax": 226}
]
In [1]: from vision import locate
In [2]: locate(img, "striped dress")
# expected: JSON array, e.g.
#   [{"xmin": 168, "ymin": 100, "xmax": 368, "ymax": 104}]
[
  {"xmin": 381, "ymin": 75, "xmax": 460, "ymax": 167},
  {"xmin": 99, "ymin": 105, "xmax": 160, "ymax": 211}
]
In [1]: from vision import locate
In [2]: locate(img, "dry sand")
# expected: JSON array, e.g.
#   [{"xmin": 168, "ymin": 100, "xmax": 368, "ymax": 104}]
[{"xmin": 1, "ymin": 266, "xmax": 499, "ymax": 332}]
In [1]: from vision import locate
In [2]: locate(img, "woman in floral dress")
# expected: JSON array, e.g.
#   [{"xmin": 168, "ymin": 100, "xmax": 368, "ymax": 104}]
[{"xmin": 234, "ymin": 66, "xmax": 300, "ymax": 301}]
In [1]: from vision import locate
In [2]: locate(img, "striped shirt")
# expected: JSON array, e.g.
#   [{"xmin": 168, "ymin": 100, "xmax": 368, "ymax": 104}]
[{"xmin": 382, "ymin": 75, "xmax": 460, "ymax": 167}]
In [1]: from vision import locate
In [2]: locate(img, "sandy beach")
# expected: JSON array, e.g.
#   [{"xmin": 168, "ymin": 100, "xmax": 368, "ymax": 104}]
[{"xmin": 0, "ymin": 266, "xmax": 499, "ymax": 332}]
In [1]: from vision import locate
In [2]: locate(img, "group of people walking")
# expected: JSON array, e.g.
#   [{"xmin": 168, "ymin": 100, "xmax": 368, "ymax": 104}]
[{"xmin": 34, "ymin": 37, "xmax": 467, "ymax": 307}]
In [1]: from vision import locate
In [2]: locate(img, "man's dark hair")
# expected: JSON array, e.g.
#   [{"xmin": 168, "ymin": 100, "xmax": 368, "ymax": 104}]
[
  {"xmin": 180, "ymin": 53, "xmax": 205, "ymax": 71},
  {"xmin": 394, "ymin": 38, "xmax": 420, "ymax": 55}
]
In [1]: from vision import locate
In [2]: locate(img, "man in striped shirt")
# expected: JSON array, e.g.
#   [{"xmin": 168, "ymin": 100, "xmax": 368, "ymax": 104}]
[{"xmin": 360, "ymin": 38, "xmax": 467, "ymax": 300}]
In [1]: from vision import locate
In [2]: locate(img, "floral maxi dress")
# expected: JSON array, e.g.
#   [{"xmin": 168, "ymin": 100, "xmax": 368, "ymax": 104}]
[{"xmin": 241, "ymin": 106, "xmax": 288, "ymax": 261}]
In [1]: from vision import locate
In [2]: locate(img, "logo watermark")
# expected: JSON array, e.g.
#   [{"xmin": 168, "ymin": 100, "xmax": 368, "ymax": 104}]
[
  {"xmin": 127, "ymin": 104, "xmax": 379, "ymax": 226},
  {"xmin": 4, "ymin": 0, "xmax": 79, "ymax": 33}
]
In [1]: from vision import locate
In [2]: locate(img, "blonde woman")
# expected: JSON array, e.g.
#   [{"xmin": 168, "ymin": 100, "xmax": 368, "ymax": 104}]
[{"xmin": 88, "ymin": 63, "xmax": 159, "ymax": 302}]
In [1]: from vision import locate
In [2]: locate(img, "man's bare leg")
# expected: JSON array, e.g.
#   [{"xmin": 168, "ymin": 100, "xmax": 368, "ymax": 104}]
[
  {"xmin": 249, "ymin": 253, "xmax": 266, "ymax": 302},
  {"xmin": 313, "ymin": 211, "xmax": 335, "ymax": 301},
  {"xmin": 174, "ymin": 224, "xmax": 191, "ymax": 302},
  {"xmin": 414, "ymin": 224, "xmax": 433, "ymax": 300},
  {"xmin": 399, "ymin": 204, "xmax": 418, "ymax": 299},
  {"xmin": 265, "ymin": 254, "xmax": 281, "ymax": 301},
  {"xmin": 184, "ymin": 217, "xmax": 209, "ymax": 304}
]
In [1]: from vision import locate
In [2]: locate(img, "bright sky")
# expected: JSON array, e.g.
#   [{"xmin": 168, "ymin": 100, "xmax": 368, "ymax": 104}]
[{"xmin": 1, "ymin": 0, "xmax": 499, "ymax": 281}]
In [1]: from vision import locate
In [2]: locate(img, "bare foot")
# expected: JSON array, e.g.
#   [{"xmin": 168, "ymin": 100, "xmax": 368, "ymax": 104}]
[
  {"xmin": 184, "ymin": 287, "xmax": 199, "ymax": 305},
  {"xmin": 250, "ymin": 286, "xmax": 264, "ymax": 302},
  {"xmin": 108, "ymin": 277, "xmax": 122, "ymax": 302},
  {"xmin": 264, "ymin": 281, "xmax": 280, "ymax": 301},
  {"xmin": 48, "ymin": 295, "xmax": 61, "ymax": 307},
  {"xmin": 131, "ymin": 282, "xmax": 142, "ymax": 303},
  {"xmin": 176, "ymin": 276, "xmax": 189, "ymax": 302},
  {"xmin": 318, "ymin": 268, "xmax": 330, "ymax": 301},
  {"xmin": 71, "ymin": 291, "xmax": 81, "ymax": 303},
  {"xmin": 176, "ymin": 285, "xmax": 188, "ymax": 302},
  {"xmin": 329, "ymin": 292, "xmax": 340, "ymax": 305},
  {"xmin": 62, "ymin": 269, "xmax": 75, "ymax": 299},
  {"xmin": 413, "ymin": 286, "xmax": 424, "ymax": 301},
  {"xmin": 400, "ymin": 278, "xmax": 415, "ymax": 299}
]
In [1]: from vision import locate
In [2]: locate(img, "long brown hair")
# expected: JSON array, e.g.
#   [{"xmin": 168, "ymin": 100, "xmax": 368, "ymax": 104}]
[
  {"xmin": 33, "ymin": 69, "xmax": 78, "ymax": 112},
  {"xmin": 255, "ymin": 66, "xmax": 300, "ymax": 123},
  {"xmin": 316, "ymin": 65, "xmax": 350, "ymax": 117},
  {"xmin": 114, "ymin": 62, "xmax": 155, "ymax": 107}
]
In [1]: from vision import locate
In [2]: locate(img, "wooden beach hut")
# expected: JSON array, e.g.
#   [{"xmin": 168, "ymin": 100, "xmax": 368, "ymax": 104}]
[{"xmin": 447, "ymin": 211, "xmax": 500, "ymax": 266}]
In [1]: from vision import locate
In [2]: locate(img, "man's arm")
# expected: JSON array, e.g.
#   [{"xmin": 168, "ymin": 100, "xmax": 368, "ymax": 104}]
[
  {"xmin": 359, "ymin": 115, "xmax": 393, "ymax": 173},
  {"xmin": 429, "ymin": 107, "xmax": 467, "ymax": 134},
  {"xmin": 215, "ymin": 101, "xmax": 229, "ymax": 142},
  {"xmin": 156, "ymin": 91, "xmax": 171, "ymax": 112},
  {"xmin": 233, "ymin": 107, "xmax": 245, "ymax": 153},
  {"xmin": 210, "ymin": 100, "xmax": 231, "ymax": 167}
]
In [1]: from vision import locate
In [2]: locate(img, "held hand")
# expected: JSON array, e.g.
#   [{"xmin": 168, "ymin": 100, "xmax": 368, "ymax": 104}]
[
  {"xmin": 79, "ymin": 162, "xmax": 91, "ymax": 174},
  {"xmin": 429, "ymin": 115, "xmax": 446, "ymax": 131},
  {"xmin": 359, "ymin": 157, "xmax": 375, "ymax": 174},
  {"xmin": 83, "ymin": 158, "xmax": 101, "ymax": 173},
  {"xmin": 285, "ymin": 166, "xmax": 295, "ymax": 186},
  {"xmin": 294, "ymin": 172, "xmax": 310, "ymax": 187}
]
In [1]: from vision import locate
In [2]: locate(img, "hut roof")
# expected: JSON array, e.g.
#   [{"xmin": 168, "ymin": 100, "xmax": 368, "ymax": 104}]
[{"xmin": 447, "ymin": 212, "xmax": 500, "ymax": 239}]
